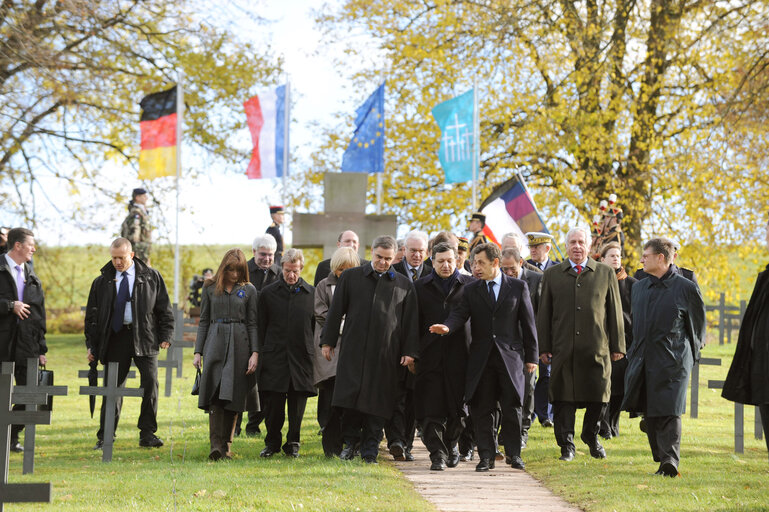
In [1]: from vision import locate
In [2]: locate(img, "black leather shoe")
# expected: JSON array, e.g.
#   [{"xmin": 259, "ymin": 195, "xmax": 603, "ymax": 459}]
[
  {"xmin": 363, "ymin": 456, "xmax": 378, "ymax": 464},
  {"xmin": 10, "ymin": 441, "xmax": 23, "ymax": 453},
  {"xmin": 430, "ymin": 460, "xmax": 447, "ymax": 471},
  {"xmin": 639, "ymin": 418, "xmax": 647, "ymax": 433},
  {"xmin": 510, "ymin": 456, "xmax": 525, "ymax": 470},
  {"xmin": 581, "ymin": 434, "xmax": 606, "ymax": 459},
  {"xmin": 541, "ymin": 418, "xmax": 554, "ymax": 428},
  {"xmin": 284, "ymin": 449, "xmax": 299, "ymax": 458},
  {"xmin": 93, "ymin": 439, "xmax": 104, "ymax": 450},
  {"xmin": 475, "ymin": 458, "xmax": 495, "ymax": 471},
  {"xmin": 447, "ymin": 447, "xmax": 460, "ymax": 468},
  {"xmin": 260, "ymin": 447, "xmax": 277, "ymax": 457},
  {"xmin": 339, "ymin": 445, "xmax": 355, "ymax": 461},
  {"xmin": 659, "ymin": 461, "xmax": 678, "ymax": 477},
  {"xmin": 404, "ymin": 450, "xmax": 415, "ymax": 462},
  {"xmin": 139, "ymin": 435, "xmax": 164, "ymax": 448},
  {"xmin": 209, "ymin": 449, "xmax": 222, "ymax": 461},
  {"xmin": 389, "ymin": 442, "xmax": 405, "ymax": 461},
  {"xmin": 599, "ymin": 430, "xmax": 612, "ymax": 440},
  {"xmin": 559, "ymin": 449, "xmax": 575, "ymax": 461},
  {"xmin": 459, "ymin": 449, "xmax": 474, "ymax": 462}
]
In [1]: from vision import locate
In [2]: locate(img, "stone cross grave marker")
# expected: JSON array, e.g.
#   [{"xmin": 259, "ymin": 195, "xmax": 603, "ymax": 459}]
[
  {"xmin": 689, "ymin": 357, "xmax": 722, "ymax": 419},
  {"xmin": 708, "ymin": 380, "xmax": 764, "ymax": 453},
  {"xmin": 292, "ymin": 172, "xmax": 398, "ymax": 259},
  {"xmin": 0, "ymin": 373, "xmax": 51, "ymax": 511},
  {"xmin": 158, "ymin": 346, "xmax": 181, "ymax": 397},
  {"xmin": 171, "ymin": 303, "xmax": 196, "ymax": 378},
  {"xmin": 0, "ymin": 363, "xmax": 47, "ymax": 408},
  {"xmin": 6, "ymin": 359, "xmax": 68, "ymax": 475},
  {"xmin": 79, "ymin": 362, "xmax": 144, "ymax": 462}
]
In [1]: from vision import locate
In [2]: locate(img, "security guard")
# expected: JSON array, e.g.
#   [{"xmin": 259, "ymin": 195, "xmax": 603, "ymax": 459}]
[
  {"xmin": 468, "ymin": 213, "xmax": 488, "ymax": 252},
  {"xmin": 266, "ymin": 205, "xmax": 284, "ymax": 261},
  {"xmin": 120, "ymin": 188, "xmax": 151, "ymax": 264}
]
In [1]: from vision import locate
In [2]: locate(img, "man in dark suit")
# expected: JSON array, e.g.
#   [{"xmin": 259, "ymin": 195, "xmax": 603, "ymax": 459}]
[
  {"xmin": 414, "ymin": 242, "xmax": 474, "ymax": 470},
  {"xmin": 239, "ymin": 233, "xmax": 281, "ymax": 437},
  {"xmin": 265, "ymin": 205, "xmax": 284, "ymax": 260},
  {"xmin": 526, "ymin": 232, "xmax": 558, "ymax": 271},
  {"xmin": 387, "ymin": 229, "xmax": 431, "ymax": 460},
  {"xmin": 84, "ymin": 237, "xmax": 174, "ymax": 449},
  {"xmin": 431, "ymin": 243, "xmax": 538, "ymax": 471},
  {"xmin": 501, "ymin": 247, "xmax": 542, "ymax": 449},
  {"xmin": 313, "ymin": 230, "xmax": 367, "ymax": 286},
  {"xmin": 0, "ymin": 228, "xmax": 47, "ymax": 453}
]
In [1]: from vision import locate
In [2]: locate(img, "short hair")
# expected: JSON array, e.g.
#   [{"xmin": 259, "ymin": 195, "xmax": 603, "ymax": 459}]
[
  {"xmin": 501, "ymin": 233, "xmax": 524, "ymax": 250},
  {"xmin": 501, "ymin": 247, "xmax": 522, "ymax": 262},
  {"xmin": 404, "ymin": 230, "xmax": 429, "ymax": 246},
  {"xmin": 432, "ymin": 231, "xmax": 459, "ymax": 252},
  {"xmin": 600, "ymin": 241, "xmax": 622, "ymax": 259},
  {"xmin": 252, "ymin": 233, "xmax": 277, "ymax": 252},
  {"xmin": 643, "ymin": 238, "xmax": 675, "ymax": 264},
  {"xmin": 210, "ymin": 248, "xmax": 249, "ymax": 295},
  {"xmin": 281, "ymin": 248, "xmax": 305, "ymax": 266},
  {"xmin": 396, "ymin": 238, "xmax": 405, "ymax": 249},
  {"xmin": 471, "ymin": 242, "xmax": 501, "ymax": 263},
  {"xmin": 330, "ymin": 247, "xmax": 360, "ymax": 274},
  {"xmin": 110, "ymin": 237, "xmax": 132, "ymax": 251},
  {"xmin": 337, "ymin": 230, "xmax": 358, "ymax": 243},
  {"xmin": 432, "ymin": 241, "xmax": 457, "ymax": 259},
  {"xmin": 566, "ymin": 226, "xmax": 592, "ymax": 248},
  {"xmin": 7, "ymin": 228, "xmax": 33, "ymax": 250},
  {"xmin": 372, "ymin": 235, "xmax": 397, "ymax": 251}
]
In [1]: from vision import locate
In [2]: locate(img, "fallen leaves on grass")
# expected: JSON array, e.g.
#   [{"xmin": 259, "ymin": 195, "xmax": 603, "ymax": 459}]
[{"xmin": 194, "ymin": 489, "xmax": 207, "ymax": 498}]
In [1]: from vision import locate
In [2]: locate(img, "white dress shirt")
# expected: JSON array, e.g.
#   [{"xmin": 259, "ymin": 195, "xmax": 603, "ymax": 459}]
[{"xmin": 115, "ymin": 263, "xmax": 136, "ymax": 324}]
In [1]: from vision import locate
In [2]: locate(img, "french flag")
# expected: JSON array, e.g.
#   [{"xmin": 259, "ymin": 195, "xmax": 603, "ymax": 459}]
[{"xmin": 244, "ymin": 85, "xmax": 288, "ymax": 179}]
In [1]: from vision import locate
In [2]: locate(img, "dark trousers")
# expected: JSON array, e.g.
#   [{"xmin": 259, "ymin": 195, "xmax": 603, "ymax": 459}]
[
  {"xmin": 262, "ymin": 384, "xmax": 308, "ymax": 453},
  {"xmin": 470, "ymin": 347, "xmax": 523, "ymax": 461},
  {"xmin": 552, "ymin": 401, "xmax": 606, "ymax": 452},
  {"xmin": 385, "ymin": 385, "xmax": 416, "ymax": 451},
  {"xmin": 760, "ymin": 404, "xmax": 769, "ymax": 456},
  {"xmin": 645, "ymin": 415, "xmax": 682, "ymax": 467},
  {"xmin": 10, "ymin": 360, "xmax": 28, "ymax": 442},
  {"xmin": 458, "ymin": 415, "xmax": 475, "ymax": 455},
  {"xmin": 97, "ymin": 326, "xmax": 159, "ymax": 441},
  {"xmin": 341, "ymin": 408, "xmax": 386, "ymax": 459},
  {"xmin": 236, "ymin": 392, "xmax": 265, "ymax": 435},
  {"xmin": 421, "ymin": 416, "xmax": 463, "ymax": 463},
  {"xmin": 600, "ymin": 394, "xmax": 624, "ymax": 437},
  {"xmin": 533, "ymin": 361, "xmax": 552, "ymax": 422},
  {"xmin": 318, "ymin": 378, "xmax": 342, "ymax": 456},
  {"xmin": 522, "ymin": 369, "xmax": 536, "ymax": 434}
]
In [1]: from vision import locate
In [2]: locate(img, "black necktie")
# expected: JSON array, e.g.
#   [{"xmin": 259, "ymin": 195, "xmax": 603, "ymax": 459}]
[
  {"xmin": 488, "ymin": 281, "xmax": 496, "ymax": 306},
  {"xmin": 112, "ymin": 271, "xmax": 130, "ymax": 332},
  {"xmin": 410, "ymin": 267, "xmax": 418, "ymax": 281}
]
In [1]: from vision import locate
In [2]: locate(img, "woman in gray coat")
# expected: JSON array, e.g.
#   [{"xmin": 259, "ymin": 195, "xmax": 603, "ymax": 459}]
[
  {"xmin": 193, "ymin": 249, "xmax": 259, "ymax": 461},
  {"xmin": 313, "ymin": 247, "xmax": 360, "ymax": 456}
]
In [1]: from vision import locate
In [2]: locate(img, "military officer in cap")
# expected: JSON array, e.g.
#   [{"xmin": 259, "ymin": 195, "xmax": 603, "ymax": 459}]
[
  {"xmin": 468, "ymin": 213, "xmax": 488, "ymax": 252},
  {"xmin": 526, "ymin": 232, "xmax": 557, "ymax": 271},
  {"xmin": 457, "ymin": 237, "xmax": 472, "ymax": 276},
  {"xmin": 120, "ymin": 188, "xmax": 152, "ymax": 264},
  {"xmin": 266, "ymin": 206, "xmax": 285, "ymax": 261}
]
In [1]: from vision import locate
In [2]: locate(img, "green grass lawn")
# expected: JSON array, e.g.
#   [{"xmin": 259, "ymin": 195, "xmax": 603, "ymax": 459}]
[
  {"xmin": 6, "ymin": 336, "xmax": 769, "ymax": 511},
  {"xmin": 5, "ymin": 335, "xmax": 434, "ymax": 512}
]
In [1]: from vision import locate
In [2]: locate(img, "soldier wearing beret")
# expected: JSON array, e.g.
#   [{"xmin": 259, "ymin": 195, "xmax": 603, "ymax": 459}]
[
  {"xmin": 120, "ymin": 188, "xmax": 152, "ymax": 264},
  {"xmin": 266, "ymin": 206, "xmax": 285, "ymax": 261}
]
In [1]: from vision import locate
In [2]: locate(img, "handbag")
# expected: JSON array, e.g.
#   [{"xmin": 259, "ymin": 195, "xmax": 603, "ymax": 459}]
[
  {"xmin": 38, "ymin": 365, "xmax": 54, "ymax": 411},
  {"xmin": 191, "ymin": 368, "xmax": 202, "ymax": 396}
]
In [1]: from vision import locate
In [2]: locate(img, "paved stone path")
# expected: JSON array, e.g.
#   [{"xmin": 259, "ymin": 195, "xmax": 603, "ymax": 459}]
[{"xmin": 391, "ymin": 444, "xmax": 582, "ymax": 512}]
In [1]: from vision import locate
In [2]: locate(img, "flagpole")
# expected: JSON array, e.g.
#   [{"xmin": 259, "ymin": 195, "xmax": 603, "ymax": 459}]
[
  {"xmin": 173, "ymin": 71, "xmax": 184, "ymax": 304},
  {"xmin": 516, "ymin": 170, "xmax": 565, "ymax": 260},
  {"xmin": 472, "ymin": 79, "xmax": 479, "ymax": 211}
]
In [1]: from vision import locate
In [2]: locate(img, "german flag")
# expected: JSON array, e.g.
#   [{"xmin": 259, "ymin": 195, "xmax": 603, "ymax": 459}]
[{"xmin": 138, "ymin": 86, "xmax": 177, "ymax": 180}]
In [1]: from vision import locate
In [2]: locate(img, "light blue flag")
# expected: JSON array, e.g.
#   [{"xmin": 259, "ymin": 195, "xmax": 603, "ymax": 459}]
[
  {"xmin": 341, "ymin": 82, "xmax": 385, "ymax": 173},
  {"xmin": 431, "ymin": 89, "xmax": 475, "ymax": 184}
]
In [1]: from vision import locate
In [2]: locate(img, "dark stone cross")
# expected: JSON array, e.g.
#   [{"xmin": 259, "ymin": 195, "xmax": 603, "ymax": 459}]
[
  {"xmin": 689, "ymin": 357, "xmax": 722, "ymax": 419},
  {"xmin": 0, "ymin": 373, "xmax": 52, "ymax": 510},
  {"xmin": 705, "ymin": 293, "xmax": 746, "ymax": 345},
  {"xmin": 293, "ymin": 172, "xmax": 397, "ymax": 258},
  {"xmin": 158, "ymin": 346, "xmax": 181, "ymax": 397},
  {"xmin": 79, "ymin": 362, "xmax": 144, "ymax": 463},
  {"xmin": 4, "ymin": 359, "xmax": 68, "ymax": 475},
  {"xmin": 171, "ymin": 303, "xmax": 196, "ymax": 378},
  {"xmin": 708, "ymin": 380, "xmax": 764, "ymax": 453}
]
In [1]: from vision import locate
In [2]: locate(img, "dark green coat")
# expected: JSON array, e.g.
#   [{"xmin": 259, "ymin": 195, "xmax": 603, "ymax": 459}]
[
  {"xmin": 622, "ymin": 272, "xmax": 705, "ymax": 416},
  {"xmin": 537, "ymin": 258, "xmax": 625, "ymax": 403}
]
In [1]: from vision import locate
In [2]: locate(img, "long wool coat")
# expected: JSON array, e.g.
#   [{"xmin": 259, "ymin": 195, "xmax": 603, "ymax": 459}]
[
  {"xmin": 257, "ymin": 277, "xmax": 316, "ymax": 396},
  {"xmin": 622, "ymin": 272, "xmax": 705, "ymax": 416},
  {"xmin": 194, "ymin": 282, "xmax": 259, "ymax": 412},
  {"xmin": 537, "ymin": 259, "xmax": 625, "ymax": 403},
  {"xmin": 723, "ymin": 264, "xmax": 769, "ymax": 405},
  {"xmin": 413, "ymin": 271, "xmax": 474, "ymax": 420},
  {"xmin": 321, "ymin": 264, "xmax": 419, "ymax": 419},
  {"xmin": 312, "ymin": 273, "xmax": 340, "ymax": 386}
]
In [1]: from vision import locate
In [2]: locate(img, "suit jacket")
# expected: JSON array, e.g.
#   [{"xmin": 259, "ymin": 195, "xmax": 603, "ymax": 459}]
[
  {"xmin": 518, "ymin": 267, "xmax": 542, "ymax": 313},
  {"xmin": 0, "ymin": 257, "xmax": 46, "ymax": 362},
  {"xmin": 392, "ymin": 260, "xmax": 433, "ymax": 282},
  {"xmin": 314, "ymin": 258, "xmax": 369, "ymax": 286},
  {"xmin": 527, "ymin": 258, "xmax": 558, "ymax": 271},
  {"xmin": 444, "ymin": 273, "xmax": 538, "ymax": 406},
  {"xmin": 247, "ymin": 258, "xmax": 280, "ymax": 293}
]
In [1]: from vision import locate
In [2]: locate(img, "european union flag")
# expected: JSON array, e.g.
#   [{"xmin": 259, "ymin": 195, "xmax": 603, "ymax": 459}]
[{"xmin": 341, "ymin": 82, "xmax": 385, "ymax": 173}]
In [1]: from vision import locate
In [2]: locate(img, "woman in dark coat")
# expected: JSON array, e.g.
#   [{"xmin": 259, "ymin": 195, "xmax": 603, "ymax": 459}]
[
  {"xmin": 723, "ymin": 219, "xmax": 769, "ymax": 459},
  {"xmin": 313, "ymin": 247, "xmax": 360, "ymax": 457},
  {"xmin": 598, "ymin": 242, "xmax": 637, "ymax": 438},
  {"xmin": 193, "ymin": 249, "xmax": 259, "ymax": 461}
]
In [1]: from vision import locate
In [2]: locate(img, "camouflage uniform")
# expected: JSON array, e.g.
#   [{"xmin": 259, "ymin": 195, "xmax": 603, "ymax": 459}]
[{"xmin": 121, "ymin": 204, "xmax": 152, "ymax": 262}]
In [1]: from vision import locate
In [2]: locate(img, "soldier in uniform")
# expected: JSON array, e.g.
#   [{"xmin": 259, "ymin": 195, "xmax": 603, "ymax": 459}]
[
  {"xmin": 266, "ymin": 206, "xmax": 285, "ymax": 261},
  {"xmin": 120, "ymin": 188, "xmax": 152, "ymax": 264},
  {"xmin": 526, "ymin": 232, "xmax": 557, "ymax": 271},
  {"xmin": 468, "ymin": 213, "xmax": 489, "ymax": 253}
]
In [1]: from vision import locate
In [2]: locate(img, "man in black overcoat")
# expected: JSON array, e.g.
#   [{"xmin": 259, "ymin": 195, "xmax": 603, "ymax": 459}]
[
  {"xmin": 622, "ymin": 238, "xmax": 705, "ymax": 477},
  {"xmin": 0, "ymin": 228, "xmax": 47, "ymax": 452},
  {"xmin": 313, "ymin": 230, "xmax": 368, "ymax": 286},
  {"xmin": 239, "ymin": 232, "xmax": 281, "ymax": 436},
  {"xmin": 320, "ymin": 235, "xmax": 419, "ymax": 464},
  {"xmin": 633, "ymin": 240, "xmax": 698, "ymax": 285},
  {"xmin": 431, "ymin": 243, "xmax": 538, "ymax": 471},
  {"xmin": 84, "ymin": 237, "xmax": 174, "ymax": 449},
  {"xmin": 257, "ymin": 249, "xmax": 317, "ymax": 458},
  {"xmin": 501, "ymin": 247, "xmax": 542, "ymax": 449},
  {"xmin": 414, "ymin": 242, "xmax": 474, "ymax": 470}
]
